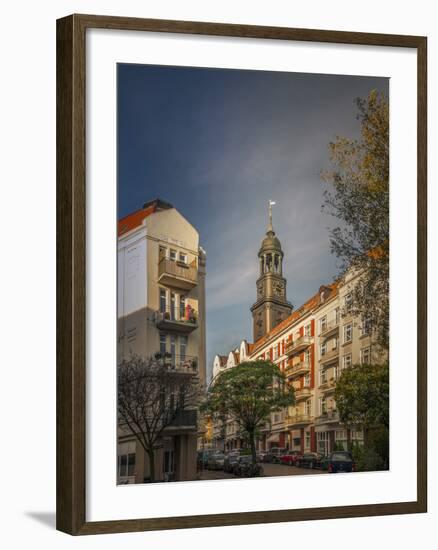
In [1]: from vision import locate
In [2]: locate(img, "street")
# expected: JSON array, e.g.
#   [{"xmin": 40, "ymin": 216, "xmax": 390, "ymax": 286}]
[{"xmin": 199, "ymin": 463, "xmax": 327, "ymax": 480}]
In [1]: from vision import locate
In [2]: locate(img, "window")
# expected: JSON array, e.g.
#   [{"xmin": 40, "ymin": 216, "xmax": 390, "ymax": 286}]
[
  {"xmin": 320, "ymin": 396, "xmax": 327, "ymax": 415},
  {"xmin": 118, "ymin": 452, "xmax": 136, "ymax": 478},
  {"xmin": 320, "ymin": 316, "xmax": 327, "ymax": 333},
  {"xmin": 159, "ymin": 288, "xmax": 167, "ymax": 313},
  {"xmin": 335, "ymin": 307, "xmax": 341, "ymax": 324},
  {"xmin": 180, "ymin": 335, "xmax": 188, "ymax": 361},
  {"xmin": 343, "ymin": 354, "xmax": 352, "ymax": 369},
  {"xmin": 320, "ymin": 342, "xmax": 327, "ymax": 356},
  {"xmin": 351, "ymin": 429, "xmax": 364, "ymax": 446},
  {"xmin": 362, "ymin": 316, "xmax": 372, "ymax": 336},
  {"xmin": 361, "ymin": 347, "xmax": 371, "ymax": 364},
  {"xmin": 320, "ymin": 368, "xmax": 327, "ymax": 385},
  {"xmin": 304, "ymin": 349, "xmax": 311, "ymax": 364},
  {"xmin": 332, "ymin": 337, "xmax": 338, "ymax": 350},
  {"xmin": 305, "ymin": 399, "xmax": 312, "ymax": 416},
  {"xmin": 317, "ymin": 432, "xmax": 329, "ymax": 455},
  {"xmin": 180, "ymin": 295, "xmax": 186, "ymax": 318},
  {"xmin": 335, "ymin": 429, "xmax": 348, "ymax": 451},
  {"xmin": 169, "ymin": 249, "xmax": 177, "ymax": 261},
  {"xmin": 304, "ymin": 323, "xmax": 311, "ymax": 336},
  {"xmin": 305, "ymin": 431, "xmax": 311, "ymax": 449},
  {"xmin": 344, "ymin": 292, "xmax": 353, "ymax": 312},
  {"xmin": 178, "ymin": 252, "xmax": 187, "ymax": 264},
  {"xmin": 343, "ymin": 323, "xmax": 352, "ymax": 344},
  {"xmin": 170, "ymin": 292, "xmax": 176, "ymax": 320},
  {"xmin": 159, "ymin": 245, "xmax": 167, "ymax": 259},
  {"xmin": 159, "ymin": 333, "xmax": 167, "ymax": 356},
  {"xmin": 304, "ymin": 373, "xmax": 310, "ymax": 387}
]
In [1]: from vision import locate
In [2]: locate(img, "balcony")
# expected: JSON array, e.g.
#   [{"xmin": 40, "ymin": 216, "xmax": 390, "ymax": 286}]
[
  {"xmin": 158, "ymin": 257, "xmax": 198, "ymax": 290},
  {"xmin": 285, "ymin": 335, "xmax": 312, "ymax": 356},
  {"xmin": 155, "ymin": 353, "xmax": 199, "ymax": 375},
  {"xmin": 286, "ymin": 413, "xmax": 313, "ymax": 427},
  {"xmin": 166, "ymin": 409, "xmax": 198, "ymax": 432},
  {"xmin": 319, "ymin": 377, "xmax": 337, "ymax": 393},
  {"xmin": 319, "ymin": 319, "xmax": 340, "ymax": 338},
  {"xmin": 319, "ymin": 347, "xmax": 339, "ymax": 365},
  {"xmin": 294, "ymin": 387, "xmax": 312, "ymax": 401},
  {"xmin": 285, "ymin": 361, "xmax": 311, "ymax": 378},
  {"xmin": 315, "ymin": 409, "xmax": 339, "ymax": 425},
  {"xmin": 156, "ymin": 306, "xmax": 198, "ymax": 333}
]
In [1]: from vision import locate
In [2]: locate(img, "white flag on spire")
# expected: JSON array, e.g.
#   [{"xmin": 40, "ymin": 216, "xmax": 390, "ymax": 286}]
[{"xmin": 269, "ymin": 200, "xmax": 276, "ymax": 206}]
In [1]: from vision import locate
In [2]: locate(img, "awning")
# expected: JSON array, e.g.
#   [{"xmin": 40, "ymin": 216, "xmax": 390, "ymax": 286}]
[{"xmin": 266, "ymin": 434, "xmax": 280, "ymax": 443}]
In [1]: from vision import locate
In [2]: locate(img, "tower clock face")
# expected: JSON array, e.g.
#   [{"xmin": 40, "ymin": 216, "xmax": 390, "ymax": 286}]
[{"xmin": 272, "ymin": 280, "xmax": 285, "ymax": 297}]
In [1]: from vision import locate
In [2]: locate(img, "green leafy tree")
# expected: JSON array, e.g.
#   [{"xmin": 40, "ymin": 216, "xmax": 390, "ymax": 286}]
[
  {"xmin": 322, "ymin": 90, "xmax": 389, "ymax": 348},
  {"xmin": 335, "ymin": 362, "xmax": 389, "ymax": 468},
  {"xmin": 203, "ymin": 360, "xmax": 295, "ymax": 464}
]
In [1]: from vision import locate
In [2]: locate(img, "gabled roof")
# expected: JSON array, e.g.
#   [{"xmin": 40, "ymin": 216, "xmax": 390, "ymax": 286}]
[{"xmin": 118, "ymin": 199, "xmax": 173, "ymax": 237}]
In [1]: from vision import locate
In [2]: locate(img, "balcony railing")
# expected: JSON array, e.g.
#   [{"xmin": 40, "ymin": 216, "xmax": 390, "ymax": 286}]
[
  {"xmin": 286, "ymin": 413, "xmax": 313, "ymax": 427},
  {"xmin": 158, "ymin": 257, "xmax": 198, "ymax": 290},
  {"xmin": 319, "ymin": 319, "xmax": 340, "ymax": 338},
  {"xmin": 156, "ymin": 306, "xmax": 198, "ymax": 333},
  {"xmin": 319, "ymin": 347, "xmax": 339, "ymax": 364},
  {"xmin": 285, "ymin": 335, "xmax": 312, "ymax": 356},
  {"xmin": 315, "ymin": 409, "xmax": 339, "ymax": 425},
  {"xmin": 154, "ymin": 353, "xmax": 199, "ymax": 374},
  {"xmin": 285, "ymin": 361, "xmax": 311, "ymax": 377},
  {"xmin": 168, "ymin": 409, "xmax": 198, "ymax": 428},
  {"xmin": 319, "ymin": 377, "xmax": 337, "ymax": 393},
  {"xmin": 293, "ymin": 387, "xmax": 312, "ymax": 400}
]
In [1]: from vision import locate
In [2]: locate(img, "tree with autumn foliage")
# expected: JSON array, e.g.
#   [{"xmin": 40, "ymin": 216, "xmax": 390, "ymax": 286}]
[
  {"xmin": 203, "ymin": 361, "xmax": 295, "ymax": 465},
  {"xmin": 322, "ymin": 90, "xmax": 389, "ymax": 349}
]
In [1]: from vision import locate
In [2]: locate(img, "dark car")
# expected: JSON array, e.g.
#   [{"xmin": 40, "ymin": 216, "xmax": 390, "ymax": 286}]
[
  {"xmin": 224, "ymin": 452, "xmax": 240, "ymax": 473},
  {"xmin": 296, "ymin": 452, "xmax": 323, "ymax": 469},
  {"xmin": 197, "ymin": 449, "xmax": 216, "ymax": 469},
  {"xmin": 279, "ymin": 451, "xmax": 302, "ymax": 466},
  {"xmin": 324, "ymin": 451, "xmax": 355, "ymax": 473},
  {"xmin": 233, "ymin": 455, "xmax": 263, "ymax": 477}
]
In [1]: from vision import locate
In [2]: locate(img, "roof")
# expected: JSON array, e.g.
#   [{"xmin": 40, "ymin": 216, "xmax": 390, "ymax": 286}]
[
  {"xmin": 118, "ymin": 199, "xmax": 173, "ymax": 237},
  {"xmin": 250, "ymin": 283, "xmax": 338, "ymax": 356}
]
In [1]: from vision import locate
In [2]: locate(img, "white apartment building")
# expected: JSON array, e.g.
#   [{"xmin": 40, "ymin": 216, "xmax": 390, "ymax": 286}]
[{"xmin": 117, "ymin": 199, "xmax": 206, "ymax": 483}]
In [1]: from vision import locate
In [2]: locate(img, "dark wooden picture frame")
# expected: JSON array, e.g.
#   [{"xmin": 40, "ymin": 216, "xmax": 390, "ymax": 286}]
[{"xmin": 56, "ymin": 13, "xmax": 427, "ymax": 535}]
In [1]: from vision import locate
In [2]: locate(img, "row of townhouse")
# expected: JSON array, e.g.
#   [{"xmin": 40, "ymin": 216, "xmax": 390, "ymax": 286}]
[{"xmin": 211, "ymin": 271, "xmax": 385, "ymax": 457}]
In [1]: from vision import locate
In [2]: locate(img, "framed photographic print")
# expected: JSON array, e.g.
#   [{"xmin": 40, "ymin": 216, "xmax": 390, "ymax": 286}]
[{"xmin": 56, "ymin": 14, "xmax": 427, "ymax": 535}]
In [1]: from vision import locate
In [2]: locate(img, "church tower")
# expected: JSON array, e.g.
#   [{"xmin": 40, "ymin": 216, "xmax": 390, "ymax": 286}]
[{"xmin": 250, "ymin": 201, "xmax": 293, "ymax": 342}]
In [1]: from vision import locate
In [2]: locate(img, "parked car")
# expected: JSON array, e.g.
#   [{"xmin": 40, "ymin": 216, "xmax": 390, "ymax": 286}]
[
  {"xmin": 233, "ymin": 455, "xmax": 263, "ymax": 477},
  {"xmin": 296, "ymin": 452, "xmax": 323, "ymax": 469},
  {"xmin": 224, "ymin": 452, "xmax": 240, "ymax": 473},
  {"xmin": 197, "ymin": 449, "xmax": 216, "ymax": 469},
  {"xmin": 207, "ymin": 452, "xmax": 225, "ymax": 470},
  {"xmin": 279, "ymin": 451, "xmax": 302, "ymax": 466},
  {"xmin": 323, "ymin": 451, "xmax": 355, "ymax": 473},
  {"xmin": 265, "ymin": 447, "xmax": 288, "ymax": 463},
  {"xmin": 256, "ymin": 451, "xmax": 268, "ymax": 463}
]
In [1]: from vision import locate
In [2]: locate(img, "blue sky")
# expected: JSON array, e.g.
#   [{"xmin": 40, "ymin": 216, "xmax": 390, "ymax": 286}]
[{"xmin": 117, "ymin": 64, "xmax": 388, "ymax": 374}]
